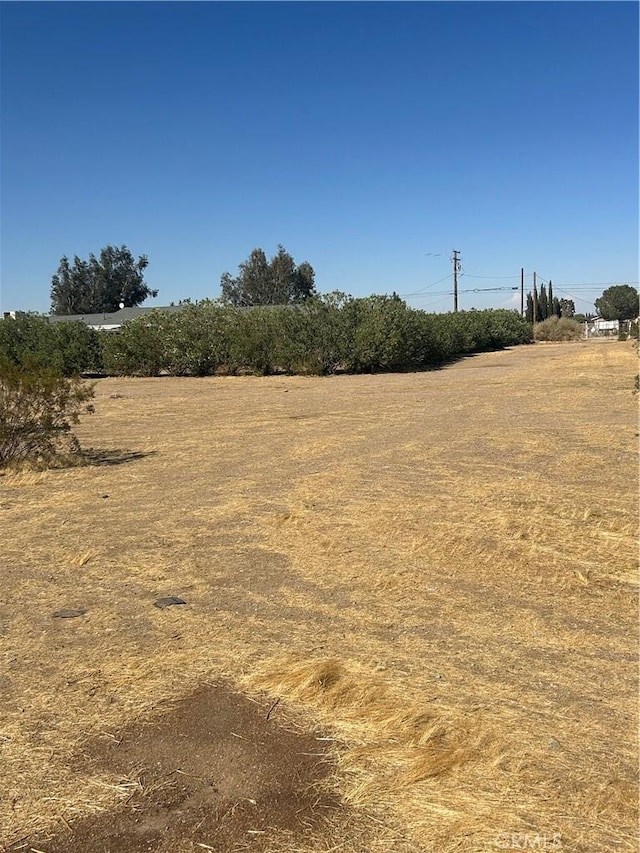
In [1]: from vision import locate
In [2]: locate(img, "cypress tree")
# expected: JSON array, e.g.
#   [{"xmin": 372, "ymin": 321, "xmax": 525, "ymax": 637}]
[
  {"xmin": 526, "ymin": 292, "xmax": 534, "ymax": 323},
  {"xmin": 539, "ymin": 284, "xmax": 549, "ymax": 320}
]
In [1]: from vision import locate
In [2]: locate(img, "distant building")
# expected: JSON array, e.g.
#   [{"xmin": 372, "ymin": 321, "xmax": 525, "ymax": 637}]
[
  {"xmin": 46, "ymin": 305, "xmax": 186, "ymax": 332},
  {"xmin": 587, "ymin": 318, "xmax": 620, "ymax": 337}
]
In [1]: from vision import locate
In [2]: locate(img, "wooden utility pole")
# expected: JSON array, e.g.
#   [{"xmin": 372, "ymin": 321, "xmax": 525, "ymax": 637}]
[
  {"xmin": 520, "ymin": 268, "xmax": 524, "ymax": 317},
  {"xmin": 452, "ymin": 250, "xmax": 461, "ymax": 312},
  {"xmin": 532, "ymin": 271, "xmax": 538, "ymax": 323}
]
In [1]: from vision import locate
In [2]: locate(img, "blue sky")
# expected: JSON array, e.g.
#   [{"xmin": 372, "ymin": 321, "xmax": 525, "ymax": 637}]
[{"xmin": 1, "ymin": 1, "xmax": 638, "ymax": 315}]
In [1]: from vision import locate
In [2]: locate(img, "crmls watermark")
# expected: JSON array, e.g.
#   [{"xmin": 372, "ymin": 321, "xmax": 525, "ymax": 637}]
[{"xmin": 494, "ymin": 832, "xmax": 563, "ymax": 850}]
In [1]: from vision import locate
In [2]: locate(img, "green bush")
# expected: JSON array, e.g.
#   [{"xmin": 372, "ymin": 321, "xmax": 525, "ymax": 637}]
[
  {"xmin": 346, "ymin": 296, "xmax": 423, "ymax": 373},
  {"xmin": 533, "ymin": 316, "xmax": 583, "ymax": 342},
  {"xmin": 0, "ymin": 314, "xmax": 103, "ymax": 375},
  {"xmin": 230, "ymin": 308, "xmax": 279, "ymax": 375},
  {"xmin": 0, "ymin": 360, "xmax": 95, "ymax": 469},
  {"xmin": 0, "ymin": 313, "xmax": 61, "ymax": 372},
  {"xmin": 102, "ymin": 313, "xmax": 167, "ymax": 376},
  {"xmin": 163, "ymin": 302, "xmax": 235, "ymax": 376},
  {"xmin": 52, "ymin": 321, "xmax": 104, "ymax": 375},
  {"xmin": 91, "ymin": 301, "xmax": 534, "ymax": 377}
]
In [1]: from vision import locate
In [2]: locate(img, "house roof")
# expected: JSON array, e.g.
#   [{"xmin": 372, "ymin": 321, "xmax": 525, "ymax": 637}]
[{"xmin": 47, "ymin": 305, "xmax": 186, "ymax": 327}]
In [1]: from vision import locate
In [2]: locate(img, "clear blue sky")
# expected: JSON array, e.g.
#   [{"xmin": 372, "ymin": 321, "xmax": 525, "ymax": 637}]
[{"xmin": 1, "ymin": 1, "xmax": 638, "ymax": 315}]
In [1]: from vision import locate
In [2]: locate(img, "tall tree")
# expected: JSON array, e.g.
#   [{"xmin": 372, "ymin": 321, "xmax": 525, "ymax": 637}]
[
  {"xmin": 525, "ymin": 292, "xmax": 534, "ymax": 323},
  {"xmin": 538, "ymin": 284, "xmax": 549, "ymax": 320},
  {"xmin": 51, "ymin": 245, "xmax": 156, "ymax": 315},
  {"xmin": 220, "ymin": 245, "xmax": 316, "ymax": 307},
  {"xmin": 559, "ymin": 298, "xmax": 575, "ymax": 318},
  {"xmin": 594, "ymin": 285, "xmax": 639, "ymax": 321}
]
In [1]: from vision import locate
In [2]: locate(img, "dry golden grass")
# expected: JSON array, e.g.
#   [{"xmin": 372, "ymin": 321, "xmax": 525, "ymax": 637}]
[{"xmin": 0, "ymin": 340, "xmax": 637, "ymax": 852}]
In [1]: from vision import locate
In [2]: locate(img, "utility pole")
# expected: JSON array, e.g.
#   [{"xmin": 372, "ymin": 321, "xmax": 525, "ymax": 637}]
[
  {"xmin": 532, "ymin": 271, "xmax": 538, "ymax": 323},
  {"xmin": 520, "ymin": 268, "xmax": 525, "ymax": 317},
  {"xmin": 452, "ymin": 250, "xmax": 461, "ymax": 312}
]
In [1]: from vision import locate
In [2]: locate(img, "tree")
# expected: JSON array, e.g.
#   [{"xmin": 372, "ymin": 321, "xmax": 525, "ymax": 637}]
[
  {"xmin": 51, "ymin": 245, "xmax": 156, "ymax": 315},
  {"xmin": 532, "ymin": 280, "xmax": 540, "ymax": 322},
  {"xmin": 220, "ymin": 245, "xmax": 316, "ymax": 306},
  {"xmin": 594, "ymin": 285, "xmax": 639, "ymax": 321},
  {"xmin": 559, "ymin": 298, "xmax": 575, "ymax": 318},
  {"xmin": 525, "ymin": 292, "xmax": 534, "ymax": 323},
  {"xmin": 538, "ymin": 284, "xmax": 549, "ymax": 321}
]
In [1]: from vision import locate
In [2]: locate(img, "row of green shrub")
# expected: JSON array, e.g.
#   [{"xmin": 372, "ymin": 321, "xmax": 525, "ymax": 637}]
[
  {"xmin": 0, "ymin": 296, "xmax": 533, "ymax": 377},
  {"xmin": 0, "ymin": 313, "xmax": 103, "ymax": 376}
]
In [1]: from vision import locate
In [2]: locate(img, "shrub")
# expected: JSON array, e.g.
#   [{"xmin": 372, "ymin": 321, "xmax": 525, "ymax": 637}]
[
  {"xmin": 102, "ymin": 314, "xmax": 167, "ymax": 376},
  {"xmin": 52, "ymin": 321, "xmax": 104, "ymax": 375},
  {"xmin": 533, "ymin": 316, "xmax": 583, "ymax": 342},
  {"xmin": 0, "ymin": 313, "xmax": 61, "ymax": 372},
  {"xmin": 0, "ymin": 314, "xmax": 103, "ymax": 376},
  {"xmin": 82, "ymin": 301, "xmax": 535, "ymax": 377},
  {"xmin": 229, "ymin": 308, "xmax": 279, "ymax": 375},
  {"xmin": 163, "ymin": 302, "xmax": 234, "ymax": 376},
  {"xmin": 0, "ymin": 360, "xmax": 95, "ymax": 469}
]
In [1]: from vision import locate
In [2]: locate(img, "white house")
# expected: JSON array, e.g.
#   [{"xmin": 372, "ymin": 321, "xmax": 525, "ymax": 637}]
[{"xmin": 587, "ymin": 318, "xmax": 620, "ymax": 337}]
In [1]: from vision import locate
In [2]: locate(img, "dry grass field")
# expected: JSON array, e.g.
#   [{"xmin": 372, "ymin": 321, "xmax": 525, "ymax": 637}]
[{"xmin": 1, "ymin": 340, "xmax": 638, "ymax": 853}]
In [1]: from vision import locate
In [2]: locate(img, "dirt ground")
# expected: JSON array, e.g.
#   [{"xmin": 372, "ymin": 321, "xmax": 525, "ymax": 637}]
[{"xmin": 0, "ymin": 340, "xmax": 638, "ymax": 853}]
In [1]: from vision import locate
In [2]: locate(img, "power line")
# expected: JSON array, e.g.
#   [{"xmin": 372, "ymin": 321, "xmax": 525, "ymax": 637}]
[
  {"xmin": 407, "ymin": 291, "xmax": 453, "ymax": 300},
  {"xmin": 400, "ymin": 273, "xmax": 452, "ymax": 298},
  {"xmin": 467, "ymin": 275, "xmax": 638, "ymax": 288},
  {"xmin": 554, "ymin": 281, "xmax": 638, "ymax": 288},
  {"xmin": 458, "ymin": 286, "xmax": 519, "ymax": 293},
  {"xmin": 405, "ymin": 272, "xmax": 636, "ymax": 305},
  {"xmin": 409, "ymin": 285, "xmax": 519, "ymax": 299},
  {"xmin": 461, "ymin": 273, "xmax": 519, "ymax": 280},
  {"xmin": 550, "ymin": 286, "xmax": 600, "ymax": 309},
  {"xmin": 418, "ymin": 294, "xmax": 454, "ymax": 311}
]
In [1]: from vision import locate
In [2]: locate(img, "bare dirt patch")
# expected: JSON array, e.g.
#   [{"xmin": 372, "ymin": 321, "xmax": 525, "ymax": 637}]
[{"xmin": 15, "ymin": 685, "xmax": 343, "ymax": 853}]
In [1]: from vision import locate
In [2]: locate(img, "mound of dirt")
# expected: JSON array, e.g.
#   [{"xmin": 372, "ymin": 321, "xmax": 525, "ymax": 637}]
[{"xmin": 22, "ymin": 685, "xmax": 344, "ymax": 853}]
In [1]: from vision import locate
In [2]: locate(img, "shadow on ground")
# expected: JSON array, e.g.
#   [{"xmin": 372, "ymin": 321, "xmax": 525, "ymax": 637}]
[
  {"xmin": 80, "ymin": 448, "xmax": 158, "ymax": 467},
  {"xmin": 15, "ymin": 685, "xmax": 349, "ymax": 853}
]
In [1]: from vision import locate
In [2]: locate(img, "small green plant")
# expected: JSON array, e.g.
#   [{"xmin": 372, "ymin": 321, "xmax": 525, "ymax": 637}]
[{"xmin": 0, "ymin": 360, "xmax": 95, "ymax": 469}]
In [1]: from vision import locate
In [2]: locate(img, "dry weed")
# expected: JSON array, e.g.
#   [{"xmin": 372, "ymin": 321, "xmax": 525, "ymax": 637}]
[{"xmin": 0, "ymin": 341, "xmax": 637, "ymax": 853}]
